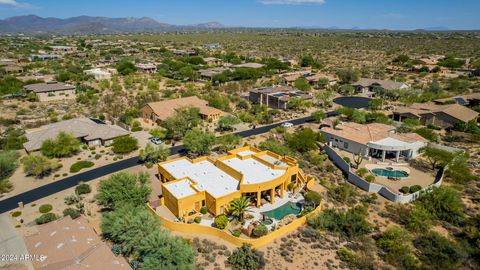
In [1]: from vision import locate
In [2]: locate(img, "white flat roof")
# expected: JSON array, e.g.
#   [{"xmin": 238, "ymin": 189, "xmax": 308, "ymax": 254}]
[
  {"xmin": 164, "ymin": 179, "xmax": 196, "ymax": 199},
  {"xmin": 161, "ymin": 159, "xmax": 239, "ymax": 198},
  {"xmin": 222, "ymin": 157, "xmax": 286, "ymax": 184},
  {"xmin": 236, "ymin": 150, "xmax": 256, "ymax": 157}
]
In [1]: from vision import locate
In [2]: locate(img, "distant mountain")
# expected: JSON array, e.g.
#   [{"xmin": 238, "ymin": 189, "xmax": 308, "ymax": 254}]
[{"xmin": 0, "ymin": 15, "xmax": 226, "ymax": 34}]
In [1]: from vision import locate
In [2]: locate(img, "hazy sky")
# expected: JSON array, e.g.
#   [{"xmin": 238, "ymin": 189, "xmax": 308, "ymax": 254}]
[{"xmin": 0, "ymin": 0, "xmax": 479, "ymax": 30}]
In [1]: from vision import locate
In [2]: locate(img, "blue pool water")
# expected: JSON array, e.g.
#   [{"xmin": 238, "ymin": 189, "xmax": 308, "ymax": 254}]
[
  {"xmin": 261, "ymin": 202, "xmax": 302, "ymax": 220},
  {"xmin": 372, "ymin": 168, "xmax": 408, "ymax": 178}
]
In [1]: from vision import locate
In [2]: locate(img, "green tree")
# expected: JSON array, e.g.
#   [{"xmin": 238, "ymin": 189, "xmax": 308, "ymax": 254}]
[
  {"xmin": 418, "ymin": 146, "xmax": 456, "ymax": 170},
  {"xmin": 217, "ymin": 115, "xmax": 241, "ymax": 131},
  {"xmin": 377, "ymin": 227, "xmax": 419, "ymax": 269},
  {"xmin": 307, "ymin": 206, "xmax": 371, "ymax": 238},
  {"xmin": 415, "ymin": 186, "xmax": 464, "ymax": 224},
  {"xmin": 112, "ymin": 136, "xmax": 138, "ymax": 154},
  {"xmin": 338, "ymin": 85, "xmax": 355, "ymax": 95},
  {"xmin": 227, "ymin": 244, "xmax": 265, "ymax": 270},
  {"xmin": 415, "ymin": 128, "xmax": 439, "ymax": 142},
  {"xmin": 304, "ymin": 191, "xmax": 322, "ymax": 207},
  {"xmin": 414, "ymin": 232, "xmax": 467, "ymax": 269},
  {"xmin": 206, "ymin": 92, "xmax": 230, "ymax": 112},
  {"xmin": 229, "ymin": 197, "xmax": 251, "ymax": 222},
  {"xmin": 40, "ymin": 132, "xmax": 81, "ymax": 158},
  {"xmin": 368, "ymin": 99, "xmax": 383, "ymax": 110},
  {"xmin": 161, "ymin": 107, "xmax": 201, "ymax": 139},
  {"xmin": 286, "ymin": 97, "xmax": 311, "ymax": 112},
  {"xmin": 217, "ymin": 134, "xmax": 241, "ymax": 152},
  {"xmin": 0, "ymin": 151, "xmax": 18, "ymax": 193},
  {"xmin": 300, "ymin": 55, "xmax": 319, "ymax": 68},
  {"xmin": 406, "ymin": 206, "xmax": 433, "ymax": 233},
  {"xmin": 139, "ymin": 143, "xmax": 170, "ymax": 164},
  {"xmin": 21, "ymin": 155, "xmax": 60, "ymax": 178},
  {"xmin": 97, "ymin": 171, "xmax": 151, "ymax": 209},
  {"xmin": 258, "ymin": 139, "xmax": 292, "ymax": 156},
  {"xmin": 294, "ymin": 77, "xmax": 311, "ymax": 91},
  {"xmin": 311, "ymin": 110, "xmax": 326, "ymax": 123},
  {"xmin": 139, "ymin": 229, "xmax": 196, "ymax": 270},
  {"xmin": 336, "ymin": 68, "xmax": 359, "ymax": 84},
  {"xmin": 286, "ymin": 128, "xmax": 320, "ymax": 152},
  {"xmin": 445, "ymin": 154, "xmax": 478, "ymax": 183},
  {"xmin": 148, "ymin": 127, "xmax": 167, "ymax": 139},
  {"xmin": 116, "ymin": 61, "xmax": 136, "ymax": 75},
  {"xmin": 183, "ymin": 129, "xmax": 216, "ymax": 156},
  {"xmin": 0, "ymin": 128, "xmax": 27, "ymax": 150}
]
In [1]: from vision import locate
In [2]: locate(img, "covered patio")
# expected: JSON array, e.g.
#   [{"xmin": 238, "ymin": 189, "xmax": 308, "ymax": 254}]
[{"xmin": 367, "ymin": 137, "xmax": 417, "ymax": 162}]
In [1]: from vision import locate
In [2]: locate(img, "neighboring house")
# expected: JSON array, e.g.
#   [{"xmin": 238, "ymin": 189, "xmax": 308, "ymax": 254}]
[
  {"xmin": 25, "ymin": 216, "xmax": 131, "ymax": 270},
  {"xmin": 249, "ymin": 86, "xmax": 313, "ymax": 110},
  {"xmin": 203, "ymin": 43, "xmax": 222, "ymax": 49},
  {"xmin": 352, "ymin": 78, "xmax": 410, "ymax": 94},
  {"xmin": 2, "ymin": 64, "xmax": 23, "ymax": 74},
  {"xmin": 203, "ymin": 57, "xmax": 223, "ymax": 66},
  {"xmin": 321, "ymin": 122, "xmax": 427, "ymax": 162},
  {"xmin": 305, "ymin": 73, "xmax": 338, "ymax": 87},
  {"xmin": 23, "ymin": 117, "xmax": 129, "ymax": 152},
  {"xmin": 84, "ymin": 68, "xmax": 117, "ymax": 80},
  {"xmin": 50, "ymin": 45, "xmax": 77, "ymax": 54},
  {"xmin": 157, "ymin": 146, "xmax": 307, "ymax": 218},
  {"xmin": 200, "ymin": 67, "xmax": 230, "ymax": 79},
  {"xmin": 0, "ymin": 58, "xmax": 19, "ymax": 66},
  {"xmin": 392, "ymin": 103, "xmax": 479, "ymax": 129},
  {"xmin": 29, "ymin": 54, "xmax": 62, "ymax": 61},
  {"xmin": 135, "ymin": 63, "xmax": 157, "ymax": 73},
  {"xmin": 24, "ymin": 82, "xmax": 76, "ymax": 102},
  {"xmin": 434, "ymin": 93, "xmax": 480, "ymax": 107},
  {"xmin": 172, "ymin": 49, "xmax": 197, "ymax": 55},
  {"xmin": 140, "ymin": 96, "xmax": 224, "ymax": 124},
  {"xmin": 233, "ymin": 63, "xmax": 264, "ymax": 69}
]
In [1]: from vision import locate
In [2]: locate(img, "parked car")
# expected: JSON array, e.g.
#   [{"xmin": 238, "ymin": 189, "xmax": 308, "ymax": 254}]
[
  {"xmin": 149, "ymin": 137, "xmax": 163, "ymax": 145},
  {"xmin": 281, "ymin": 122, "xmax": 294, "ymax": 128}
]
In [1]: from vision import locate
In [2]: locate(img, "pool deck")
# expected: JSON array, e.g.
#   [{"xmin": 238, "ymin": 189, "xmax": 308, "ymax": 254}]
[{"xmin": 333, "ymin": 148, "xmax": 436, "ymax": 194}]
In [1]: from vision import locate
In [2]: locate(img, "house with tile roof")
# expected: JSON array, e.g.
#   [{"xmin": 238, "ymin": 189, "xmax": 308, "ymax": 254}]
[
  {"xmin": 23, "ymin": 118, "xmax": 129, "ymax": 152},
  {"xmin": 24, "ymin": 82, "xmax": 76, "ymax": 102},
  {"xmin": 140, "ymin": 96, "xmax": 224, "ymax": 124},
  {"xmin": 320, "ymin": 122, "xmax": 427, "ymax": 162},
  {"xmin": 352, "ymin": 78, "xmax": 410, "ymax": 95}
]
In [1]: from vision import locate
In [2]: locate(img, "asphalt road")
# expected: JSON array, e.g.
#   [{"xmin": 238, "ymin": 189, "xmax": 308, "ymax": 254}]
[{"xmin": 0, "ymin": 115, "xmax": 325, "ymax": 214}]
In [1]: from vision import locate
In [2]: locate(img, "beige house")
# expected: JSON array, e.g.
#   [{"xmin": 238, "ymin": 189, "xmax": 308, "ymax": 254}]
[
  {"xmin": 352, "ymin": 78, "xmax": 410, "ymax": 94},
  {"xmin": 140, "ymin": 96, "xmax": 223, "ymax": 124},
  {"xmin": 24, "ymin": 82, "xmax": 76, "ymax": 102},
  {"xmin": 23, "ymin": 117, "xmax": 129, "ymax": 152},
  {"xmin": 392, "ymin": 103, "xmax": 479, "ymax": 129},
  {"xmin": 249, "ymin": 86, "xmax": 313, "ymax": 110}
]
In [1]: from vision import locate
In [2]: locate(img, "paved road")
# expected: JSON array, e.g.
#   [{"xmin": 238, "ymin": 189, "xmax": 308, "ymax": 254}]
[{"xmin": 0, "ymin": 115, "xmax": 327, "ymax": 214}]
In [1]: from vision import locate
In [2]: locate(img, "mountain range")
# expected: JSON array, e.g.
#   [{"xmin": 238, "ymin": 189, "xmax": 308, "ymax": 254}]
[{"xmin": 0, "ymin": 15, "xmax": 226, "ymax": 34}]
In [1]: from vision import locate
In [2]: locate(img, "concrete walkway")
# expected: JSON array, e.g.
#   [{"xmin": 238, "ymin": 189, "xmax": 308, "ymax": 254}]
[{"xmin": 0, "ymin": 214, "xmax": 33, "ymax": 270}]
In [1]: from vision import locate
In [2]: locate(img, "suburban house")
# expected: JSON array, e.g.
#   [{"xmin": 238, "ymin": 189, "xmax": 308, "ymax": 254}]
[
  {"xmin": 233, "ymin": 63, "xmax": 264, "ymax": 69},
  {"xmin": 203, "ymin": 43, "xmax": 222, "ymax": 49},
  {"xmin": 84, "ymin": 68, "xmax": 117, "ymax": 80},
  {"xmin": 320, "ymin": 122, "xmax": 427, "ymax": 162},
  {"xmin": 23, "ymin": 117, "xmax": 129, "ymax": 152},
  {"xmin": 203, "ymin": 57, "xmax": 223, "ymax": 66},
  {"xmin": 172, "ymin": 49, "xmax": 197, "ymax": 55},
  {"xmin": 249, "ymin": 86, "xmax": 313, "ymax": 110},
  {"xmin": 29, "ymin": 54, "xmax": 62, "ymax": 61},
  {"xmin": 433, "ymin": 93, "xmax": 480, "ymax": 107},
  {"xmin": 140, "ymin": 96, "xmax": 224, "ymax": 124},
  {"xmin": 200, "ymin": 67, "xmax": 230, "ymax": 79},
  {"xmin": 352, "ymin": 78, "xmax": 410, "ymax": 94},
  {"xmin": 157, "ymin": 146, "xmax": 307, "ymax": 219},
  {"xmin": 1, "ymin": 64, "xmax": 23, "ymax": 74},
  {"xmin": 25, "ymin": 216, "xmax": 131, "ymax": 270},
  {"xmin": 24, "ymin": 82, "xmax": 76, "ymax": 102},
  {"xmin": 391, "ymin": 103, "xmax": 479, "ymax": 128},
  {"xmin": 135, "ymin": 63, "xmax": 157, "ymax": 73},
  {"xmin": 50, "ymin": 45, "xmax": 77, "ymax": 54}
]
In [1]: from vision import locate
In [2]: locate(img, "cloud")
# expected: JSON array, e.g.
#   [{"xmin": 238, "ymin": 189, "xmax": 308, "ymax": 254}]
[
  {"xmin": 259, "ymin": 0, "xmax": 326, "ymax": 5},
  {"xmin": 0, "ymin": 0, "xmax": 34, "ymax": 9}
]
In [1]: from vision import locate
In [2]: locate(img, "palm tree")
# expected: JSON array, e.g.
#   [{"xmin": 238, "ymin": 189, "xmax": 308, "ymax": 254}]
[{"xmin": 229, "ymin": 197, "xmax": 251, "ymax": 222}]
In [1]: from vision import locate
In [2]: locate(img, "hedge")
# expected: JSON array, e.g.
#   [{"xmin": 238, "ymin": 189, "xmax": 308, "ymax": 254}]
[
  {"xmin": 70, "ymin": 161, "xmax": 94, "ymax": 173},
  {"xmin": 39, "ymin": 204, "xmax": 53, "ymax": 213},
  {"xmin": 75, "ymin": 183, "xmax": 91, "ymax": 195}
]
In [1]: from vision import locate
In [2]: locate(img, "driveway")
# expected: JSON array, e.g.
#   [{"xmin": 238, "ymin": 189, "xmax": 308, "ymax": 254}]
[
  {"xmin": 130, "ymin": 131, "xmax": 152, "ymax": 148},
  {"xmin": 0, "ymin": 214, "xmax": 33, "ymax": 269}
]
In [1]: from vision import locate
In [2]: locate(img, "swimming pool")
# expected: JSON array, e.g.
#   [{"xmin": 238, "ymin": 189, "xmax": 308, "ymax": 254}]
[
  {"xmin": 372, "ymin": 168, "xmax": 409, "ymax": 178},
  {"xmin": 261, "ymin": 202, "xmax": 302, "ymax": 220}
]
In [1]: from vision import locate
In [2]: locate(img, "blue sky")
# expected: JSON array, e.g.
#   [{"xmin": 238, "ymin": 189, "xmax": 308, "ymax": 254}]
[{"xmin": 0, "ymin": 0, "xmax": 479, "ymax": 30}]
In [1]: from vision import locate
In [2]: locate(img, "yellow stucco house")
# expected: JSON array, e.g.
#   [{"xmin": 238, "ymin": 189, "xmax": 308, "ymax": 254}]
[{"xmin": 157, "ymin": 146, "xmax": 308, "ymax": 219}]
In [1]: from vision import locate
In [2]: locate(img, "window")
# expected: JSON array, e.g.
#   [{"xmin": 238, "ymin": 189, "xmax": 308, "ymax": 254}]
[
  {"xmin": 202, "ymin": 200, "xmax": 206, "ymax": 207},
  {"xmin": 291, "ymin": 174, "xmax": 297, "ymax": 183},
  {"xmin": 220, "ymin": 206, "xmax": 225, "ymax": 215},
  {"xmin": 343, "ymin": 142, "xmax": 349, "ymax": 149}
]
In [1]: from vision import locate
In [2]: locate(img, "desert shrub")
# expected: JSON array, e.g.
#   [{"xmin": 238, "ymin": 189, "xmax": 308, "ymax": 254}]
[
  {"xmin": 40, "ymin": 132, "xmax": 81, "ymax": 158},
  {"xmin": 11, "ymin": 211, "xmax": 22, "ymax": 217},
  {"xmin": 39, "ymin": 204, "xmax": 53, "ymax": 213},
  {"xmin": 95, "ymin": 154, "xmax": 102, "ymax": 160},
  {"xmin": 64, "ymin": 194, "xmax": 81, "ymax": 205},
  {"xmin": 0, "ymin": 150, "xmax": 18, "ymax": 193},
  {"xmin": 227, "ymin": 244, "xmax": 265, "ymax": 270},
  {"xmin": 406, "ymin": 206, "xmax": 433, "ymax": 233},
  {"xmin": 194, "ymin": 217, "xmax": 202, "ymax": 223},
  {"xmin": 200, "ymin": 206, "xmax": 208, "ymax": 214},
  {"xmin": 342, "ymin": 156, "xmax": 351, "ymax": 164},
  {"xmin": 112, "ymin": 136, "xmax": 138, "ymax": 154},
  {"xmin": 356, "ymin": 168, "xmax": 368, "ymax": 177},
  {"xmin": 409, "ymin": 185, "xmax": 422, "ymax": 193},
  {"xmin": 21, "ymin": 155, "xmax": 61, "ymax": 178},
  {"xmin": 75, "ymin": 183, "xmax": 91, "ymax": 195},
  {"xmin": 96, "ymin": 171, "xmax": 151, "ymax": 209},
  {"xmin": 232, "ymin": 230, "xmax": 241, "ymax": 237},
  {"xmin": 35, "ymin": 213, "xmax": 58, "ymax": 224},
  {"xmin": 63, "ymin": 208, "xmax": 81, "ymax": 219},
  {"xmin": 307, "ymin": 206, "xmax": 372, "ymax": 238},
  {"xmin": 214, "ymin": 215, "xmax": 228, "ymax": 229},
  {"xmin": 376, "ymin": 227, "xmax": 420, "ymax": 269},
  {"xmin": 70, "ymin": 161, "xmax": 94, "ymax": 173},
  {"xmin": 414, "ymin": 232, "xmax": 467, "ymax": 269},
  {"xmin": 416, "ymin": 127, "xmax": 438, "ymax": 142},
  {"xmin": 400, "ymin": 186, "xmax": 410, "ymax": 194},
  {"xmin": 287, "ymin": 182, "xmax": 295, "ymax": 191},
  {"xmin": 252, "ymin": 224, "xmax": 268, "ymax": 237},
  {"xmin": 304, "ymin": 191, "xmax": 322, "ymax": 207},
  {"xmin": 364, "ymin": 175, "xmax": 375, "ymax": 183},
  {"xmin": 415, "ymin": 186, "xmax": 464, "ymax": 224}
]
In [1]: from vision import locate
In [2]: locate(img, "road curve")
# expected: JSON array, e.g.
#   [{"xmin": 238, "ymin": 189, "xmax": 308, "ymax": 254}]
[{"xmin": 0, "ymin": 115, "xmax": 328, "ymax": 213}]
